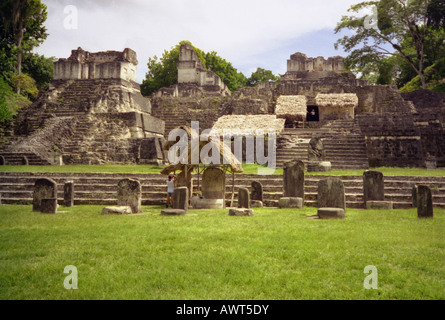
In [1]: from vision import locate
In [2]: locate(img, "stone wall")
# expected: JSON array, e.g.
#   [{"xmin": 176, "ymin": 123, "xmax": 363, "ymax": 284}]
[
  {"xmin": 53, "ymin": 48, "xmax": 137, "ymax": 82},
  {"xmin": 357, "ymin": 114, "xmax": 423, "ymax": 167}
]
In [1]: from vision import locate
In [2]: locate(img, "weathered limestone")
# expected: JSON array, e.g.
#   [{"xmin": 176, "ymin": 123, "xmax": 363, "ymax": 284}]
[
  {"xmin": 40, "ymin": 198, "xmax": 58, "ymax": 214},
  {"xmin": 416, "ymin": 185, "xmax": 433, "ymax": 218},
  {"xmin": 102, "ymin": 206, "xmax": 132, "ymax": 215},
  {"xmin": 412, "ymin": 185, "xmax": 418, "ymax": 208},
  {"xmin": 54, "ymin": 47, "xmax": 138, "ymax": 82},
  {"xmin": 251, "ymin": 201, "xmax": 263, "ymax": 208},
  {"xmin": 117, "ymin": 178, "xmax": 142, "ymax": 214},
  {"xmin": 317, "ymin": 207, "xmax": 345, "ymax": 219},
  {"xmin": 307, "ymin": 161, "xmax": 332, "ymax": 173},
  {"xmin": 198, "ymin": 167, "xmax": 226, "ymax": 209},
  {"xmin": 229, "ymin": 208, "xmax": 254, "ymax": 216},
  {"xmin": 363, "ymin": 170, "xmax": 393, "ymax": 210},
  {"xmin": 307, "ymin": 137, "xmax": 331, "ymax": 172},
  {"xmin": 251, "ymin": 181, "xmax": 263, "ymax": 202},
  {"xmin": 317, "ymin": 178, "xmax": 346, "ymax": 211},
  {"xmin": 161, "ymin": 209, "xmax": 187, "ymax": 216},
  {"xmin": 191, "ymin": 198, "xmax": 224, "ymax": 209},
  {"xmin": 363, "ymin": 171, "xmax": 384, "ymax": 203},
  {"xmin": 366, "ymin": 201, "xmax": 394, "ymax": 210},
  {"xmin": 283, "ymin": 160, "xmax": 305, "ymax": 198},
  {"xmin": 308, "ymin": 137, "xmax": 325, "ymax": 162},
  {"xmin": 238, "ymin": 188, "xmax": 250, "ymax": 209},
  {"xmin": 279, "ymin": 197, "xmax": 303, "ymax": 209},
  {"xmin": 63, "ymin": 181, "xmax": 74, "ymax": 207},
  {"xmin": 173, "ymin": 187, "xmax": 189, "ymax": 213},
  {"xmin": 33, "ymin": 178, "xmax": 57, "ymax": 212}
]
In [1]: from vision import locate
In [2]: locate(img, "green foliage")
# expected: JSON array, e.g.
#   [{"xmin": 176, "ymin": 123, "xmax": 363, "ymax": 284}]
[
  {"xmin": 0, "ymin": 76, "xmax": 30, "ymax": 124},
  {"xmin": 400, "ymin": 58, "xmax": 445, "ymax": 93},
  {"xmin": 204, "ymin": 51, "xmax": 247, "ymax": 91},
  {"xmin": 22, "ymin": 52, "xmax": 55, "ymax": 91},
  {"xmin": 12, "ymin": 73, "xmax": 39, "ymax": 100},
  {"xmin": 246, "ymin": 67, "xmax": 280, "ymax": 87},
  {"xmin": 0, "ymin": 204, "xmax": 444, "ymax": 299},
  {"xmin": 335, "ymin": 0, "xmax": 437, "ymax": 89}
]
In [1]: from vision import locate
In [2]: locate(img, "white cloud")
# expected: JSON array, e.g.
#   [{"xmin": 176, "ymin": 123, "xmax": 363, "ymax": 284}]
[{"xmin": 35, "ymin": 0, "xmax": 358, "ymax": 82}]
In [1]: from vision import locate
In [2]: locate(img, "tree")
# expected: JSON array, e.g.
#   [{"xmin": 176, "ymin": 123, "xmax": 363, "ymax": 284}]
[
  {"xmin": 204, "ymin": 51, "xmax": 247, "ymax": 91},
  {"xmin": 335, "ymin": 0, "xmax": 438, "ymax": 89},
  {"xmin": 246, "ymin": 67, "xmax": 279, "ymax": 87},
  {"xmin": 0, "ymin": 0, "xmax": 48, "ymax": 77}
]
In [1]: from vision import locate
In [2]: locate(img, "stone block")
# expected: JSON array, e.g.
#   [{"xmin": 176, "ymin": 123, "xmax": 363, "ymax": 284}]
[
  {"xmin": 161, "ymin": 209, "xmax": 187, "ymax": 216},
  {"xmin": 102, "ymin": 206, "xmax": 132, "ymax": 215},
  {"xmin": 202, "ymin": 167, "xmax": 225, "ymax": 199},
  {"xmin": 363, "ymin": 170, "xmax": 384, "ymax": 206},
  {"xmin": 251, "ymin": 200, "xmax": 263, "ymax": 208},
  {"xmin": 228, "ymin": 208, "xmax": 254, "ymax": 216},
  {"xmin": 191, "ymin": 198, "xmax": 224, "ymax": 209},
  {"xmin": 366, "ymin": 201, "xmax": 393, "ymax": 210},
  {"xmin": 40, "ymin": 198, "xmax": 58, "ymax": 214},
  {"xmin": 238, "ymin": 188, "xmax": 250, "ymax": 209},
  {"xmin": 251, "ymin": 181, "xmax": 263, "ymax": 202},
  {"xmin": 117, "ymin": 178, "xmax": 142, "ymax": 213},
  {"xmin": 417, "ymin": 185, "xmax": 433, "ymax": 218},
  {"xmin": 279, "ymin": 197, "xmax": 303, "ymax": 209},
  {"xmin": 33, "ymin": 178, "xmax": 57, "ymax": 212},
  {"xmin": 173, "ymin": 187, "xmax": 189, "ymax": 212},
  {"xmin": 142, "ymin": 114, "xmax": 165, "ymax": 135},
  {"xmin": 307, "ymin": 161, "xmax": 331, "ymax": 172},
  {"xmin": 63, "ymin": 181, "xmax": 74, "ymax": 207},
  {"xmin": 317, "ymin": 178, "xmax": 346, "ymax": 210},
  {"xmin": 283, "ymin": 160, "xmax": 305, "ymax": 198},
  {"xmin": 317, "ymin": 207, "xmax": 345, "ymax": 219}
]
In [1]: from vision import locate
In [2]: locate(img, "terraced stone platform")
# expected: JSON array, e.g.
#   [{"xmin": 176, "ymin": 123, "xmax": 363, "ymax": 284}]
[{"xmin": 1, "ymin": 172, "xmax": 444, "ymax": 209}]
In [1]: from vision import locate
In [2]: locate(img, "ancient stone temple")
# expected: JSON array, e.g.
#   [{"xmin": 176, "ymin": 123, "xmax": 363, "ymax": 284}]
[{"xmin": 1, "ymin": 48, "xmax": 166, "ymax": 165}]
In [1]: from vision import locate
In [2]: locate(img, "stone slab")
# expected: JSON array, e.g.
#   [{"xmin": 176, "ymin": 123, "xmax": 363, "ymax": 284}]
[
  {"xmin": 228, "ymin": 208, "xmax": 254, "ymax": 216},
  {"xmin": 102, "ymin": 206, "xmax": 132, "ymax": 215},
  {"xmin": 161, "ymin": 209, "xmax": 187, "ymax": 216},
  {"xmin": 317, "ymin": 207, "xmax": 345, "ymax": 219},
  {"xmin": 366, "ymin": 201, "xmax": 393, "ymax": 210},
  {"xmin": 279, "ymin": 197, "xmax": 303, "ymax": 209}
]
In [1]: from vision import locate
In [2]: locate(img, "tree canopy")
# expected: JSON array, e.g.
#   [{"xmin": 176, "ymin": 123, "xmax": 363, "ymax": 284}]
[{"xmin": 335, "ymin": 0, "xmax": 442, "ymax": 89}]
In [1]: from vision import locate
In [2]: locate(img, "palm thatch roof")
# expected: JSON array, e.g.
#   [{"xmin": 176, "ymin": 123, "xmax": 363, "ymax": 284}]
[
  {"xmin": 316, "ymin": 93, "xmax": 358, "ymax": 108},
  {"xmin": 212, "ymin": 115, "xmax": 285, "ymax": 136},
  {"xmin": 161, "ymin": 126, "xmax": 243, "ymax": 175},
  {"xmin": 275, "ymin": 95, "xmax": 307, "ymax": 117}
]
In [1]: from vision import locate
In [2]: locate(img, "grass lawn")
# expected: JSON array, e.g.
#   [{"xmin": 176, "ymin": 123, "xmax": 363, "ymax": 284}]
[
  {"xmin": 0, "ymin": 205, "xmax": 444, "ymax": 300},
  {"xmin": 1, "ymin": 163, "xmax": 445, "ymax": 177}
]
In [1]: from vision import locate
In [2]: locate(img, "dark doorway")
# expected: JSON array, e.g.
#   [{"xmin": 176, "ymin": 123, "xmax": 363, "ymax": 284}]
[{"xmin": 306, "ymin": 106, "xmax": 319, "ymax": 122}]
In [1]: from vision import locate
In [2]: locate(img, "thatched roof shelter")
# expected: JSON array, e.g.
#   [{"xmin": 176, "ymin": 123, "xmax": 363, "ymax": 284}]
[
  {"xmin": 275, "ymin": 95, "xmax": 307, "ymax": 118},
  {"xmin": 212, "ymin": 115, "xmax": 285, "ymax": 136},
  {"xmin": 316, "ymin": 93, "xmax": 359, "ymax": 108},
  {"xmin": 161, "ymin": 126, "xmax": 243, "ymax": 176}
]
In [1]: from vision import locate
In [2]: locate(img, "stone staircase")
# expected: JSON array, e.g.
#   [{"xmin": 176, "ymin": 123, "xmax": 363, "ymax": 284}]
[
  {"xmin": 1, "ymin": 172, "xmax": 444, "ymax": 209},
  {"xmin": 152, "ymin": 108, "xmax": 188, "ymax": 138},
  {"xmin": 276, "ymin": 119, "xmax": 369, "ymax": 170},
  {"xmin": 0, "ymin": 153, "xmax": 51, "ymax": 165}
]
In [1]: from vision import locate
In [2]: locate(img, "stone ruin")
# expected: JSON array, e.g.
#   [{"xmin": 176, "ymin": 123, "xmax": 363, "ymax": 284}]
[
  {"xmin": 1, "ymin": 44, "xmax": 443, "ymax": 170},
  {"xmin": 1, "ymin": 47, "xmax": 166, "ymax": 165}
]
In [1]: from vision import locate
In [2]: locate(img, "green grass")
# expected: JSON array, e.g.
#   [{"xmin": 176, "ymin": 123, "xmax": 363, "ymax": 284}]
[
  {"xmin": 0, "ymin": 164, "xmax": 444, "ymax": 177},
  {"xmin": 0, "ymin": 205, "xmax": 444, "ymax": 300}
]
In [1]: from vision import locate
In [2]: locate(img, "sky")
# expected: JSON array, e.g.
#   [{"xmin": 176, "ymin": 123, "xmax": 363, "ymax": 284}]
[{"xmin": 35, "ymin": 0, "xmax": 360, "ymax": 83}]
